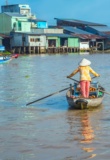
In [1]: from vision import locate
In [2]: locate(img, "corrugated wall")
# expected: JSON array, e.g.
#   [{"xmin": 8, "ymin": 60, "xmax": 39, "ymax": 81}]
[
  {"xmin": 68, "ymin": 38, "xmax": 79, "ymax": 47},
  {"xmin": 0, "ymin": 14, "xmax": 11, "ymax": 34}
]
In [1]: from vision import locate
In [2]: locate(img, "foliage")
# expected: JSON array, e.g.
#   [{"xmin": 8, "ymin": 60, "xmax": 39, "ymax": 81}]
[{"xmin": 0, "ymin": 51, "xmax": 11, "ymax": 55}]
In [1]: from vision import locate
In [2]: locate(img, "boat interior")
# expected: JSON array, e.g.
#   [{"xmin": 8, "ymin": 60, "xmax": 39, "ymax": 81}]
[{"xmin": 70, "ymin": 81, "xmax": 103, "ymax": 98}]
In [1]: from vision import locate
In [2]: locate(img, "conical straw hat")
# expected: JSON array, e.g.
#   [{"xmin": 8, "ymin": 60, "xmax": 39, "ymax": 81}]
[{"xmin": 79, "ymin": 58, "xmax": 91, "ymax": 66}]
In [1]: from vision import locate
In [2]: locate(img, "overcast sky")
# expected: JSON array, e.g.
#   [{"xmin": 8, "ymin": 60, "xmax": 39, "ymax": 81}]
[{"xmin": 0, "ymin": 0, "xmax": 110, "ymax": 26}]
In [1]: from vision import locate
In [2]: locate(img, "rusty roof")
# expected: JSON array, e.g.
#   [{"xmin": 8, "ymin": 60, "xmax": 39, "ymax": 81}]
[
  {"xmin": 62, "ymin": 26, "xmax": 106, "ymax": 39},
  {"xmin": 0, "ymin": 34, "xmax": 10, "ymax": 38},
  {"xmin": 72, "ymin": 34, "xmax": 106, "ymax": 40},
  {"xmin": 103, "ymin": 31, "xmax": 110, "ymax": 35}
]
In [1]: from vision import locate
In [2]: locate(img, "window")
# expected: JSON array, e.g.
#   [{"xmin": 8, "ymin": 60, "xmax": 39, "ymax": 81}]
[
  {"xmin": 13, "ymin": 22, "xmax": 16, "ymax": 30},
  {"xmin": 30, "ymin": 38, "xmax": 34, "ymax": 42},
  {"xmin": 35, "ymin": 38, "xmax": 40, "ymax": 42}
]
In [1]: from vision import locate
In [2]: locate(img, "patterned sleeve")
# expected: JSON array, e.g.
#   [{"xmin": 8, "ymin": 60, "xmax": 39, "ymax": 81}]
[{"xmin": 68, "ymin": 67, "xmax": 79, "ymax": 78}]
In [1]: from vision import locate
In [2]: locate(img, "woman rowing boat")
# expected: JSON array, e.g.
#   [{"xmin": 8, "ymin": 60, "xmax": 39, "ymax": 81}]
[{"xmin": 67, "ymin": 58, "xmax": 100, "ymax": 98}]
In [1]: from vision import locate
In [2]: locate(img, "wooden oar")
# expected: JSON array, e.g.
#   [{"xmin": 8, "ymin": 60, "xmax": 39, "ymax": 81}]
[
  {"xmin": 26, "ymin": 86, "xmax": 73, "ymax": 106},
  {"xmin": 99, "ymin": 90, "xmax": 110, "ymax": 95},
  {"xmin": 68, "ymin": 77, "xmax": 79, "ymax": 83}
]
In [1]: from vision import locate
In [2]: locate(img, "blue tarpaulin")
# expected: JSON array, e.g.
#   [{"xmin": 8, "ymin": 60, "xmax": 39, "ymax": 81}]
[{"xmin": 0, "ymin": 46, "xmax": 5, "ymax": 51}]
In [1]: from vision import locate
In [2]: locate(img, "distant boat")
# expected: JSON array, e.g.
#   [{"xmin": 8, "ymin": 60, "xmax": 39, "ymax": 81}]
[
  {"xmin": 11, "ymin": 53, "xmax": 19, "ymax": 58},
  {"xmin": 0, "ymin": 56, "xmax": 11, "ymax": 64}
]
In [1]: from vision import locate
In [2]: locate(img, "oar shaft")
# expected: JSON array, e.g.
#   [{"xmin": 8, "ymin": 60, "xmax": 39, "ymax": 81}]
[
  {"xmin": 99, "ymin": 90, "xmax": 110, "ymax": 95},
  {"xmin": 26, "ymin": 86, "xmax": 71, "ymax": 106},
  {"xmin": 68, "ymin": 77, "xmax": 79, "ymax": 83}
]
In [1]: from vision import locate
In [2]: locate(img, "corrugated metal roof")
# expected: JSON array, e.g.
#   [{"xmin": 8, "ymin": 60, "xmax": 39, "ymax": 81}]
[
  {"xmin": 61, "ymin": 26, "xmax": 105, "ymax": 39},
  {"xmin": 0, "ymin": 34, "xmax": 10, "ymax": 38},
  {"xmin": 11, "ymin": 32, "xmax": 106, "ymax": 39},
  {"xmin": 4, "ymin": 12, "xmax": 26, "ymax": 17},
  {"xmin": 62, "ymin": 26, "xmax": 93, "ymax": 34},
  {"xmin": 44, "ymin": 33, "xmax": 75, "ymax": 38},
  {"xmin": 12, "ymin": 32, "xmax": 76, "ymax": 38},
  {"xmin": 90, "ymin": 26, "xmax": 110, "ymax": 32},
  {"xmin": 55, "ymin": 18, "xmax": 106, "ymax": 26},
  {"xmin": 103, "ymin": 32, "xmax": 110, "ymax": 35},
  {"xmin": 72, "ymin": 34, "xmax": 105, "ymax": 40}
]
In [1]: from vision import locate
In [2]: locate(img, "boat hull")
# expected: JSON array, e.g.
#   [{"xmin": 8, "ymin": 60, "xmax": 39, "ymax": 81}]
[
  {"xmin": 11, "ymin": 54, "xmax": 19, "ymax": 58},
  {"xmin": 0, "ymin": 56, "xmax": 11, "ymax": 64},
  {"xmin": 66, "ymin": 90, "xmax": 104, "ymax": 109}
]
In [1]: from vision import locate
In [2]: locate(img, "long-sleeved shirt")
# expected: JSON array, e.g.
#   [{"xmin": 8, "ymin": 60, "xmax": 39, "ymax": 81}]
[{"xmin": 68, "ymin": 66, "xmax": 99, "ymax": 81}]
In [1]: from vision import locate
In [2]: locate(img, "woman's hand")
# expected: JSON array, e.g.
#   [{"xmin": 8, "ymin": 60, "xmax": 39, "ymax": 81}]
[{"xmin": 67, "ymin": 76, "xmax": 70, "ymax": 78}]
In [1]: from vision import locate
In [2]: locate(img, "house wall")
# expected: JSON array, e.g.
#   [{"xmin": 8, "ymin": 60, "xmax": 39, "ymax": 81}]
[
  {"xmin": 0, "ymin": 14, "xmax": 12, "ymax": 34},
  {"xmin": 37, "ymin": 22, "xmax": 48, "ymax": 28},
  {"xmin": 1, "ymin": 4, "xmax": 20, "ymax": 13},
  {"xmin": 1, "ymin": 4, "xmax": 31, "ymax": 17},
  {"xmin": 28, "ymin": 35, "xmax": 46, "ymax": 47},
  {"xmin": 31, "ymin": 28, "xmax": 63, "ymax": 34},
  {"xmin": 11, "ymin": 33, "xmax": 21, "ymax": 47},
  {"xmin": 58, "ymin": 38, "xmax": 60, "ymax": 47},
  {"xmin": 21, "ymin": 21, "xmax": 31, "ymax": 32},
  {"xmin": 12, "ymin": 17, "xmax": 30, "ymax": 32},
  {"xmin": 0, "ymin": 38, "xmax": 2, "ymax": 45},
  {"xmin": 101, "ymin": 39, "xmax": 109, "ymax": 50},
  {"xmin": 0, "ymin": 36, "xmax": 3, "ymax": 45},
  {"xmin": 19, "ymin": 4, "xmax": 31, "ymax": 16},
  {"xmin": 80, "ymin": 41, "xmax": 89, "ymax": 49},
  {"xmin": 0, "ymin": 13, "xmax": 31, "ymax": 34},
  {"xmin": 68, "ymin": 38, "xmax": 79, "ymax": 47},
  {"xmin": 10, "ymin": 33, "xmax": 46, "ymax": 47}
]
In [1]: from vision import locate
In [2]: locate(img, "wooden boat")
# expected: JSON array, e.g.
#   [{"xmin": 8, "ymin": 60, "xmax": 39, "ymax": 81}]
[
  {"xmin": 66, "ymin": 82, "xmax": 104, "ymax": 109},
  {"xmin": 11, "ymin": 53, "xmax": 19, "ymax": 58},
  {"xmin": 0, "ymin": 56, "xmax": 11, "ymax": 64}
]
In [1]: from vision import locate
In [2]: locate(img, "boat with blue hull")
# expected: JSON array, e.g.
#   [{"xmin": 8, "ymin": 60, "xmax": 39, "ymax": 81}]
[{"xmin": 0, "ymin": 56, "xmax": 11, "ymax": 64}]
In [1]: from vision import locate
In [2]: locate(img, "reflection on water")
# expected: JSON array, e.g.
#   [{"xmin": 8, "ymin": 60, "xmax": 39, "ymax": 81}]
[
  {"xmin": 66, "ymin": 107, "xmax": 104, "ymax": 159},
  {"xmin": 1, "ymin": 54, "xmax": 110, "ymax": 159},
  {"xmin": 80, "ymin": 112, "xmax": 96, "ymax": 159},
  {"xmin": 80, "ymin": 112, "xmax": 94, "ymax": 144}
]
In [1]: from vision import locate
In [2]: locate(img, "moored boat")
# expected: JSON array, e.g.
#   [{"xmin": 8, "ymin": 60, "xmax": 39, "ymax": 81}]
[
  {"xmin": 0, "ymin": 56, "xmax": 11, "ymax": 64},
  {"xmin": 11, "ymin": 53, "xmax": 19, "ymax": 58},
  {"xmin": 66, "ymin": 82, "xmax": 104, "ymax": 109}
]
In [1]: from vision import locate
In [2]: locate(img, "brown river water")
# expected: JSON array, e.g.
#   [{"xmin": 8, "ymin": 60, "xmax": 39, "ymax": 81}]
[{"xmin": 0, "ymin": 53, "xmax": 110, "ymax": 160}]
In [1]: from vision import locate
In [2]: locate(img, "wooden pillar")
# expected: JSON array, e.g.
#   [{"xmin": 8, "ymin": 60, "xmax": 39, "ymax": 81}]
[
  {"xmin": 28, "ymin": 46, "xmax": 31, "ymax": 54},
  {"xmin": 33, "ymin": 47, "xmax": 35, "ymax": 54},
  {"xmin": 23, "ymin": 47, "xmax": 26, "ymax": 53},
  {"xmin": 18, "ymin": 47, "xmax": 21, "ymax": 54},
  {"xmin": 11, "ymin": 48, "xmax": 15, "ymax": 54}
]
